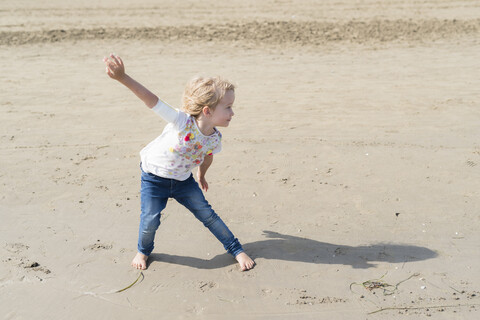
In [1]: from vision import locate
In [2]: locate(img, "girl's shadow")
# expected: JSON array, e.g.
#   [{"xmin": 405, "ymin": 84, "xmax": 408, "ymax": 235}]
[{"xmin": 149, "ymin": 230, "xmax": 437, "ymax": 269}]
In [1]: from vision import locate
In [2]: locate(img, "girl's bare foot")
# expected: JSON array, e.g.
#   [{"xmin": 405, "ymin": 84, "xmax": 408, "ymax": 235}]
[
  {"xmin": 131, "ymin": 252, "xmax": 148, "ymax": 270},
  {"xmin": 235, "ymin": 252, "xmax": 255, "ymax": 271}
]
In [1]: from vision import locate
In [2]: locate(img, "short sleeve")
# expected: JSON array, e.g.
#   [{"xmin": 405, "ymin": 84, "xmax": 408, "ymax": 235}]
[
  {"xmin": 152, "ymin": 98, "xmax": 180, "ymax": 124},
  {"xmin": 212, "ymin": 132, "xmax": 222, "ymax": 155}
]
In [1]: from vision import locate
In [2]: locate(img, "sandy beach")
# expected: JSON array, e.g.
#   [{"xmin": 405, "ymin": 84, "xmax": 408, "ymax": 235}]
[{"xmin": 1, "ymin": 0, "xmax": 479, "ymax": 319}]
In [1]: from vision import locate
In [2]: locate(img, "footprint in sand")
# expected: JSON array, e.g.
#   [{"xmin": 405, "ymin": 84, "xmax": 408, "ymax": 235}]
[
  {"xmin": 198, "ymin": 281, "xmax": 217, "ymax": 292},
  {"xmin": 4, "ymin": 243, "xmax": 52, "ymax": 275},
  {"xmin": 4, "ymin": 243, "xmax": 29, "ymax": 254},
  {"xmin": 83, "ymin": 241, "xmax": 113, "ymax": 251}
]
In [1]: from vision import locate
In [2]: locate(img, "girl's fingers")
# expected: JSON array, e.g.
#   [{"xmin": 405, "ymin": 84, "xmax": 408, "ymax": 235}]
[
  {"xmin": 110, "ymin": 53, "xmax": 121, "ymax": 66},
  {"xmin": 106, "ymin": 67, "xmax": 113, "ymax": 77},
  {"xmin": 104, "ymin": 55, "xmax": 116, "ymax": 69},
  {"xmin": 116, "ymin": 55, "xmax": 124, "ymax": 67},
  {"xmin": 106, "ymin": 64, "xmax": 117, "ymax": 78},
  {"xmin": 104, "ymin": 54, "xmax": 123, "ymax": 70},
  {"xmin": 105, "ymin": 59, "xmax": 120, "ymax": 73},
  {"xmin": 103, "ymin": 57, "xmax": 112, "ymax": 67},
  {"xmin": 103, "ymin": 56, "xmax": 114, "ymax": 67},
  {"xmin": 103, "ymin": 54, "xmax": 123, "ymax": 78}
]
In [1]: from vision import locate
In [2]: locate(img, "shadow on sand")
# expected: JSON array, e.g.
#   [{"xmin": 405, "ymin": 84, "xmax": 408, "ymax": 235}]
[{"xmin": 149, "ymin": 230, "xmax": 437, "ymax": 269}]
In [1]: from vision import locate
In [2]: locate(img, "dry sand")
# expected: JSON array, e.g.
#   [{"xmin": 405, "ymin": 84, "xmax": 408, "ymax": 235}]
[{"xmin": 1, "ymin": 0, "xmax": 479, "ymax": 319}]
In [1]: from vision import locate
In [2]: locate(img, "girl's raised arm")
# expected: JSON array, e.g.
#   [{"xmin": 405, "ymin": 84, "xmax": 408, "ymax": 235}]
[{"xmin": 104, "ymin": 54, "xmax": 159, "ymax": 109}]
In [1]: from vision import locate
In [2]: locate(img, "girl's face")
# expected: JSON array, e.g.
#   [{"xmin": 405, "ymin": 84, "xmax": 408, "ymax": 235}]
[{"xmin": 210, "ymin": 90, "xmax": 235, "ymax": 127}]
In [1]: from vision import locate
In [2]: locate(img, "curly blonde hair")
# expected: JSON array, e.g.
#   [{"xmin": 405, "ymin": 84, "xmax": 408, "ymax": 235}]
[{"xmin": 182, "ymin": 76, "xmax": 235, "ymax": 117}]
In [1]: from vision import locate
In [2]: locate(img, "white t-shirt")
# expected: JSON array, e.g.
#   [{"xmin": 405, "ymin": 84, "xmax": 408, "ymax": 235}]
[{"xmin": 140, "ymin": 99, "xmax": 222, "ymax": 181}]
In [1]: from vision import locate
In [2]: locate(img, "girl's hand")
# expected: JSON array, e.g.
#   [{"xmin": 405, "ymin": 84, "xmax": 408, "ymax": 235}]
[
  {"xmin": 103, "ymin": 53, "xmax": 126, "ymax": 81},
  {"xmin": 197, "ymin": 155, "xmax": 213, "ymax": 192},
  {"xmin": 197, "ymin": 174, "xmax": 209, "ymax": 192}
]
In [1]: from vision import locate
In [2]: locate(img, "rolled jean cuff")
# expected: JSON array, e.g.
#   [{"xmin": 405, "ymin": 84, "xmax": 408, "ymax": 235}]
[
  {"xmin": 138, "ymin": 247, "xmax": 152, "ymax": 257},
  {"xmin": 232, "ymin": 248, "xmax": 245, "ymax": 257},
  {"xmin": 226, "ymin": 238, "xmax": 244, "ymax": 257}
]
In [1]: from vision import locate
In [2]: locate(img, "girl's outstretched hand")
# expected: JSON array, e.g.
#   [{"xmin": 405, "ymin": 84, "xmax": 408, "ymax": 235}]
[{"xmin": 103, "ymin": 53, "xmax": 126, "ymax": 81}]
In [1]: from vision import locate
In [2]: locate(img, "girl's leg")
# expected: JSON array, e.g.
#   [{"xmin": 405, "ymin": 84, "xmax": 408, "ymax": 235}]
[
  {"xmin": 137, "ymin": 170, "xmax": 169, "ymax": 257},
  {"xmin": 173, "ymin": 176, "xmax": 244, "ymax": 257}
]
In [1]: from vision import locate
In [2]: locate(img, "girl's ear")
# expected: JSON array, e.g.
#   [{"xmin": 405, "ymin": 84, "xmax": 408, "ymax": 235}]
[{"xmin": 202, "ymin": 106, "xmax": 211, "ymax": 116}]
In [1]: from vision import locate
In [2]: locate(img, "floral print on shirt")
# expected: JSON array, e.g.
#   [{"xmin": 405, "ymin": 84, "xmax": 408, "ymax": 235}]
[{"xmin": 166, "ymin": 116, "xmax": 221, "ymax": 176}]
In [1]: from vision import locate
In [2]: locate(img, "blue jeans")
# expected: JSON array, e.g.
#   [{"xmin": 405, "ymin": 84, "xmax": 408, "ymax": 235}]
[{"xmin": 138, "ymin": 167, "xmax": 244, "ymax": 258}]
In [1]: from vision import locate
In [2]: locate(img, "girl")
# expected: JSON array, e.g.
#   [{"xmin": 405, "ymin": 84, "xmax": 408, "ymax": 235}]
[{"xmin": 103, "ymin": 54, "xmax": 255, "ymax": 271}]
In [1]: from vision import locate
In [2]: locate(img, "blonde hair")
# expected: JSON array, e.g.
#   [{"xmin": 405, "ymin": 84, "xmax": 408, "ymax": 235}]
[{"xmin": 182, "ymin": 76, "xmax": 235, "ymax": 117}]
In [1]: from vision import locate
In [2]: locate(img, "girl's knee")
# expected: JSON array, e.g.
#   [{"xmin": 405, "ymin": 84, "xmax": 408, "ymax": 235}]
[
  {"xmin": 140, "ymin": 213, "xmax": 161, "ymax": 231},
  {"xmin": 201, "ymin": 211, "xmax": 220, "ymax": 227},
  {"xmin": 142, "ymin": 222, "xmax": 160, "ymax": 233}
]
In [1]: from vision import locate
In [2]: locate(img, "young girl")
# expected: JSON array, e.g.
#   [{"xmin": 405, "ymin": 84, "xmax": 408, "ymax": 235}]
[{"xmin": 103, "ymin": 54, "xmax": 255, "ymax": 271}]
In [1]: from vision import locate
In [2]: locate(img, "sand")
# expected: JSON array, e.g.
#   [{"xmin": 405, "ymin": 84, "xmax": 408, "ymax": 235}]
[{"xmin": 1, "ymin": 0, "xmax": 479, "ymax": 319}]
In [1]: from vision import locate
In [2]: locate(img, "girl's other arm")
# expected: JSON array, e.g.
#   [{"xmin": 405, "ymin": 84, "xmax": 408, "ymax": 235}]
[
  {"xmin": 104, "ymin": 54, "xmax": 158, "ymax": 108},
  {"xmin": 197, "ymin": 154, "xmax": 213, "ymax": 192}
]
